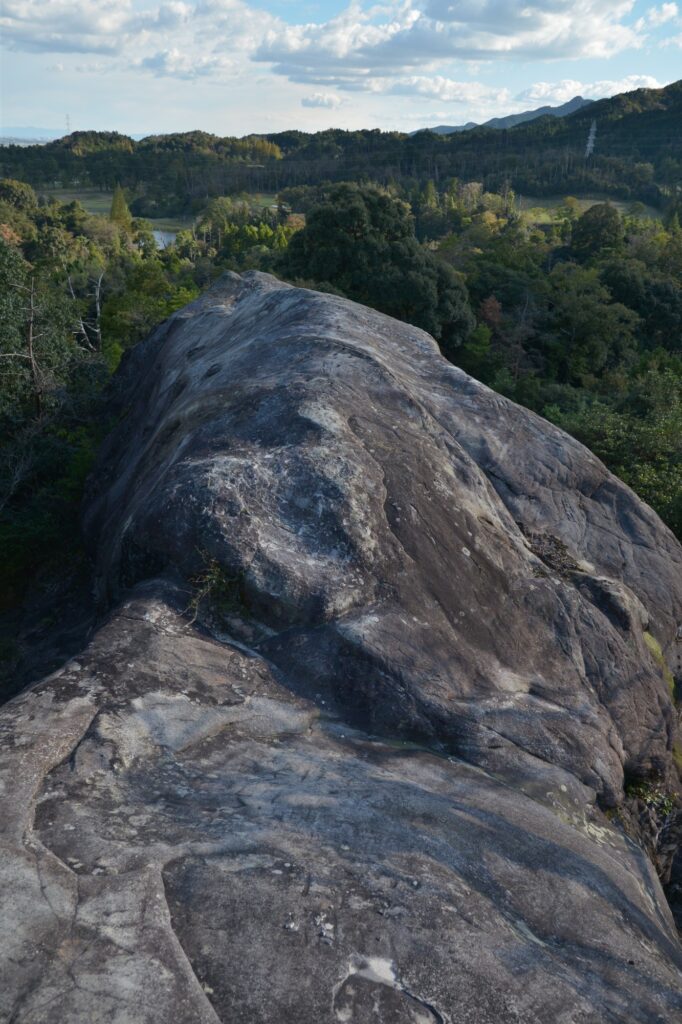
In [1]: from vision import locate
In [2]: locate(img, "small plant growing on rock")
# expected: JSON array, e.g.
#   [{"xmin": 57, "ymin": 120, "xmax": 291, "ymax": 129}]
[
  {"xmin": 643, "ymin": 631, "xmax": 676, "ymax": 698},
  {"xmin": 188, "ymin": 556, "xmax": 245, "ymax": 624},
  {"xmin": 625, "ymin": 778, "xmax": 678, "ymax": 819}
]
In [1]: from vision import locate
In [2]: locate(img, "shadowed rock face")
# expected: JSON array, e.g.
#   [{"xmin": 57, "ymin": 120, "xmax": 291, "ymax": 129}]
[{"xmin": 1, "ymin": 272, "xmax": 681, "ymax": 1023}]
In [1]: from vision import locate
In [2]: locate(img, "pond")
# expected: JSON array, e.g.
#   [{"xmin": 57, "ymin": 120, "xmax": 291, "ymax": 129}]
[{"xmin": 152, "ymin": 229, "xmax": 177, "ymax": 249}]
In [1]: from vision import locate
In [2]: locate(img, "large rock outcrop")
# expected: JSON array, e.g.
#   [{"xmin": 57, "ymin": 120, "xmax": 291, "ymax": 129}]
[{"xmin": 1, "ymin": 271, "xmax": 681, "ymax": 1023}]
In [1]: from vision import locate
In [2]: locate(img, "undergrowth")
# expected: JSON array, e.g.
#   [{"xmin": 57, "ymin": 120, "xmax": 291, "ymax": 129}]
[{"xmin": 188, "ymin": 556, "xmax": 246, "ymax": 623}]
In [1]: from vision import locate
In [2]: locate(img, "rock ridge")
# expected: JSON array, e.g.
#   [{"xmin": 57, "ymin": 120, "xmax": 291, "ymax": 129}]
[{"xmin": 0, "ymin": 271, "xmax": 681, "ymax": 1022}]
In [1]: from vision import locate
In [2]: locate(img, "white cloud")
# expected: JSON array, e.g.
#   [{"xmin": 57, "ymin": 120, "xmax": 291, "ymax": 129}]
[
  {"xmin": 74, "ymin": 60, "xmax": 111, "ymax": 72},
  {"xmin": 301, "ymin": 92, "xmax": 343, "ymax": 108},
  {"xmin": 389, "ymin": 76, "xmax": 510, "ymax": 104},
  {"xmin": 647, "ymin": 3, "xmax": 678, "ymax": 25},
  {"xmin": 253, "ymin": 0, "xmax": 645, "ymax": 90},
  {"xmin": 139, "ymin": 48, "xmax": 235, "ymax": 79},
  {"xmin": 1, "ymin": 0, "xmax": 123, "ymax": 54},
  {"xmin": 0, "ymin": 0, "xmax": 664, "ymax": 104},
  {"xmin": 385, "ymin": 71, "xmax": 669, "ymax": 121},
  {"xmin": 517, "ymin": 79, "xmax": 586, "ymax": 104},
  {"xmin": 0, "ymin": 0, "xmax": 188, "ymax": 53},
  {"xmin": 254, "ymin": 2, "xmax": 419, "ymax": 84},
  {"xmin": 0, "ymin": 0, "xmax": 272, "ymax": 59},
  {"xmin": 517, "ymin": 74, "xmax": 666, "ymax": 105},
  {"xmin": 0, "ymin": 0, "xmax": 647, "ymax": 78}
]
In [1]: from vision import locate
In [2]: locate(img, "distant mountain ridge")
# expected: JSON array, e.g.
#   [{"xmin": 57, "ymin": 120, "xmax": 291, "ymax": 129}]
[
  {"xmin": 417, "ymin": 121, "xmax": 478, "ymax": 136},
  {"xmin": 414, "ymin": 95, "xmax": 593, "ymax": 135}
]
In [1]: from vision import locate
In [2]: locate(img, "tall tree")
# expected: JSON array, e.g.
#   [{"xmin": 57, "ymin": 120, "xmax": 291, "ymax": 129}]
[
  {"xmin": 110, "ymin": 185, "xmax": 132, "ymax": 232},
  {"xmin": 0, "ymin": 239, "xmax": 73, "ymax": 420},
  {"xmin": 541, "ymin": 264, "xmax": 639, "ymax": 385},
  {"xmin": 571, "ymin": 203, "xmax": 625, "ymax": 260}
]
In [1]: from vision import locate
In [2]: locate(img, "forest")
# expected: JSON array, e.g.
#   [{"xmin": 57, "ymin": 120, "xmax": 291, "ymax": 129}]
[{"xmin": 1, "ymin": 80, "xmax": 681, "ymax": 216}]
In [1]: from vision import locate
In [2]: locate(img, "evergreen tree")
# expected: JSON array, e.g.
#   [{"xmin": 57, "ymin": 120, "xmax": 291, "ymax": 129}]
[
  {"xmin": 571, "ymin": 204, "xmax": 624, "ymax": 260},
  {"xmin": 279, "ymin": 184, "xmax": 474, "ymax": 348},
  {"xmin": 110, "ymin": 185, "xmax": 132, "ymax": 231}
]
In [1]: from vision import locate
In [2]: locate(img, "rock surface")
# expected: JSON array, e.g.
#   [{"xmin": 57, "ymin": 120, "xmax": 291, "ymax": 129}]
[{"xmin": 1, "ymin": 271, "xmax": 682, "ymax": 1022}]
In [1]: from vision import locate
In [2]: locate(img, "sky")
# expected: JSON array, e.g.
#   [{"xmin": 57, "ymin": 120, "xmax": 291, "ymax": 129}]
[{"xmin": 0, "ymin": 0, "xmax": 681, "ymax": 136}]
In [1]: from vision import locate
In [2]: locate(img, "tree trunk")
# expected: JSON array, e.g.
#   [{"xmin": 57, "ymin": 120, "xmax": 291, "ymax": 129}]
[{"xmin": 26, "ymin": 277, "xmax": 42, "ymax": 418}]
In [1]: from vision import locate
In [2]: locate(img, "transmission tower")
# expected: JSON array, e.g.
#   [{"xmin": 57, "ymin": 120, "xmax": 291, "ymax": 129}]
[{"xmin": 585, "ymin": 119, "xmax": 596, "ymax": 158}]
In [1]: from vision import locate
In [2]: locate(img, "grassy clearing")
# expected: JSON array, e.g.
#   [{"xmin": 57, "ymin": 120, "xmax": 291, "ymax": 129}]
[
  {"xmin": 246, "ymin": 192, "xmax": 279, "ymax": 209},
  {"xmin": 43, "ymin": 189, "xmax": 193, "ymax": 233},
  {"xmin": 148, "ymin": 216, "xmax": 195, "ymax": 232},
  {"xmin": 43, "ymin": 187, "xmax": 113, "ymax": 215},
  {"xmin": 42, "ymin": 188, "xmax": 278, "ymax": 229},
  {"xmin": 517, "ymin": 194, "xmax": 661, "ymax": 223}
]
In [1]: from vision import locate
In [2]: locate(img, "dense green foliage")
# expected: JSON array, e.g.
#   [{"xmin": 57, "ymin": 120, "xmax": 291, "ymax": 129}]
[
  {"xmin": 279, "ymin": 184, "xmax": 474, "ymax": 347},
  {"xmin": 1, "ymin": 82, "xmax": 680, "ymax": 218},
  {"xmin": 0, "ymin": 190, "xmax": 182, "ymax": 603},
  {"xmin": 0, "ymin": 228, "xmax": 105, "ymax": 606}
]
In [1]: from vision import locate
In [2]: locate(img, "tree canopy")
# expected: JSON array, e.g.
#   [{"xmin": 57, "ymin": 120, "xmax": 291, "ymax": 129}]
[
  {"xmin": 571, "ymin": 203, "xmax": 625, "ymax": 259},
  {"xmin": 110, "ymin": 185, "xmax": 132, "ymax": 231},
  {"xmin": 279, "ymin": 184, "xmax": 474, "ymax": 349}
]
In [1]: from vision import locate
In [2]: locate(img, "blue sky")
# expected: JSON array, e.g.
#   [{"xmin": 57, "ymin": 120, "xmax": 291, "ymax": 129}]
[{"xmin": 1, "ymin": 0, "xmax": 680, "ymax": 136}]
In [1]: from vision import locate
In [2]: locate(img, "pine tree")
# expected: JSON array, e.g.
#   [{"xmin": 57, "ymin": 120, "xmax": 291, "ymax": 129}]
[{"xmin": 110, "ymin": 185, "xmax": 132, "ymax": 231}]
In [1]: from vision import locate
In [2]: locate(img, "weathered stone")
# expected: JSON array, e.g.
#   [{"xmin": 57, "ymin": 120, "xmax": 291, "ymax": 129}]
[{"xmin": 1, "ymin": 272, "xmax": 681, "ymax": 1022}]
